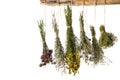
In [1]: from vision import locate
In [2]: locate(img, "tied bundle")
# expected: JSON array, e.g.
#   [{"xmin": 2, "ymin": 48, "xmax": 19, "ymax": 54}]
[
  {"xmin": 90, "ymin": 26, "xmax": 104, "ymax": 64},
  {"xmin": 38, "ymin": 20, "xmax": 53, "ymax": 67},
  {"xmin": 99, "ymin": 25, "xmax": 117, "ymax": 48},
  {"xmin": 52, "ymin": 14, "xmax": 66, "ymax": 71},
  {"xmin": 64, "ymin": 5, "xmax": 80, "ymax": 75},
  {"xmin": 79, "ymin": 13, "xmax": 92, "ymax": 64}
]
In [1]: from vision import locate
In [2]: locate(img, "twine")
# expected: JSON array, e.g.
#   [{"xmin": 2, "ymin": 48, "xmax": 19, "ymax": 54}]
[{"xmin": 67, "ymin": 26, "xmax": 71, "ymax": 28}]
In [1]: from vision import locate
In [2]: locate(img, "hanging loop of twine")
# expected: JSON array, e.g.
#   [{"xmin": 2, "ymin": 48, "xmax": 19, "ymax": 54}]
[
  {"xmin": 94, "ymin": 0, "xmax": 97, "ymax": 27},
  {"xmin": 81, "ymin": 0, "xmax": 85, "ymax": 26},
  {"xmin": 44, "ymin": 0, "xmax": 46, "ymax": 27},
  {"xmin": 82, "ymin": 0, "xmax": 85, "ymax": 13},
  {"xmin": 104, "ymin": 0, "xmax": 106, "ymax": 26}
]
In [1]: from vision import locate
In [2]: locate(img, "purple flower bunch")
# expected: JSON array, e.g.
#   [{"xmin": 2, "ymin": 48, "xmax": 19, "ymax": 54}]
[{"xmin": 39, "ymin": 50, "xmax": 55, "ymax": 67}]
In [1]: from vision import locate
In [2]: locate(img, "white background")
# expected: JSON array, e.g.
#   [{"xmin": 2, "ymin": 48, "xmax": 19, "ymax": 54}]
[{"xmin": 0, "ymin": 0, "xmax": 120, "ymax": 80}]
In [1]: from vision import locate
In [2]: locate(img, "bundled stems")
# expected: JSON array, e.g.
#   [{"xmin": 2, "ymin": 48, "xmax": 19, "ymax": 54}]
[
  {"xmin": 99, "ymin": 25, "xmax": 117, "ymax": 48},
  {"xmin": 64, "ymin": 5, "xmax": 80, "ymax": 75},
  {"xmin": 38, "ymin": 20, "xmax": 54, "ymax": 67},
  {"xmin": 38, "ymin": 20, "xmax": 48, "ymax": 53},
  {"xmin": 79, "ymin": 12, "xmax": 92, "ymax": 64},
  {"xmin": 90, "ymin": 26, "xmax": 104, "ymax": 64},
  {"xmin": 52, "ymin": 14, "xmax": 66, "ymax": 71}
]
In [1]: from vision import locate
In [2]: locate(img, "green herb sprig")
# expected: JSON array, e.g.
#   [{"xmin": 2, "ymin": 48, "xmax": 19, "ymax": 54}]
[
  {"xmin": 90, "ymin": 26, "xmax": 104, "ymax": 64},
  {"xmin": 52, "ymin": 14, "xmax": 66, "ymax": 71},
  {"xmin": 79, "ymin": 12, "xmax": 92, "ymax": 64},
  {"xmin": 64, "ymin": 5, "xmax": 80, "ymax": 75},
  {"xmin": 38, "ymin": 20, "xmax": 54, "ymax": 67},
  {"xmin": 99, "ymin": 25, "xmax": 117, "ymax": 48}
]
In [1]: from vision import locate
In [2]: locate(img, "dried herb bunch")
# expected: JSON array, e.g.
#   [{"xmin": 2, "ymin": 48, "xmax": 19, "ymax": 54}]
[
  {"xmin": 90, "ymin": 26, "xmax": 104, "ymax": 64},
  {"xmin": 64, "ymin": 5, "xmax": 80, "ymax": 75},
  {"xmin": 52, "ymin": 14, "xmax": 66, "ymax": 71},
  {"xmin": 79, "ymin": 12, "xmax": 92, "ymax": 64},
  {"xmin": 38, "ymin": 20, "xmax": 53, "ymax": 67},
  {"xmin": 99, "ymin": 25, "xmax": 117, "ymax": 48}
]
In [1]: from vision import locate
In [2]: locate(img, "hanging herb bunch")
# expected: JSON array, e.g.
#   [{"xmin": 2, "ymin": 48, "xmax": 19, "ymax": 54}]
[
  {"xmin": 90, "ymin": 26, "xmax": 104, "ymax": 64},
  {"xmin": 79, "ymin": 12, "xmax": 92, "ymax": 64},
  {"xmin": 64, "ymin": 5, "xmax": 80, "ymax": 75},
  {"xmin": 52, "ymin": 14, "xmax": 66, "ymax": 71},
  {"xmin": 99, "ymin": 25, "xmax": 117, "ymax": 48},
  {"xmin": 38, "ymin": 20, "xmax": 54, "ymax": 67}
]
